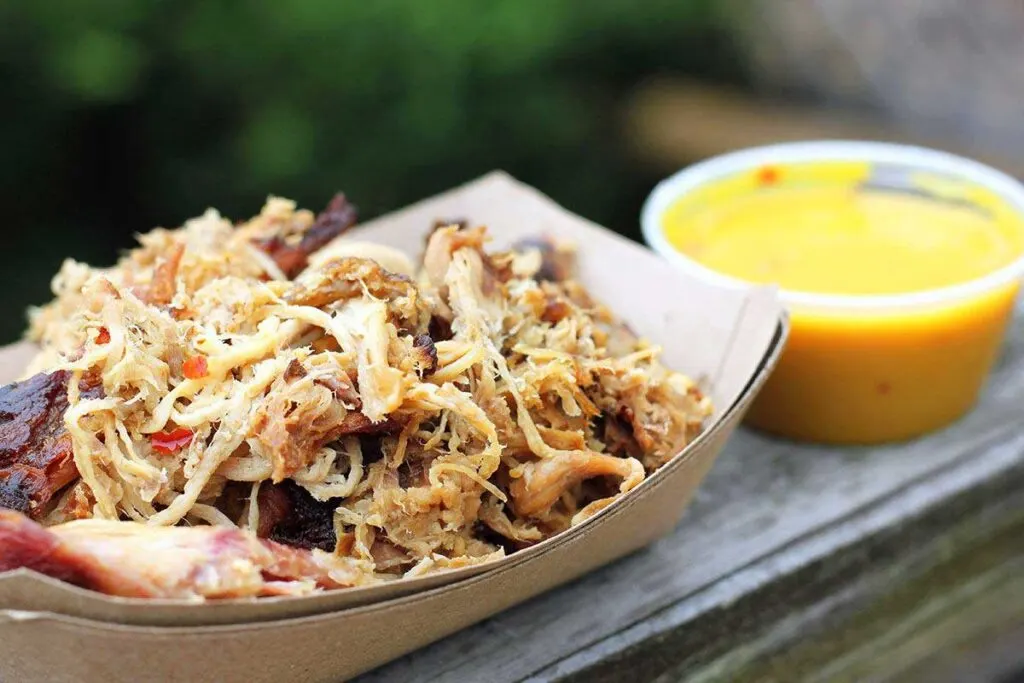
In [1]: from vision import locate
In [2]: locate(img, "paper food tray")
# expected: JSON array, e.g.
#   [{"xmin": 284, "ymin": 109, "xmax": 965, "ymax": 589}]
[{"xmin": 0, "ymin": 172, "xmax": 787, "ymax": 682}]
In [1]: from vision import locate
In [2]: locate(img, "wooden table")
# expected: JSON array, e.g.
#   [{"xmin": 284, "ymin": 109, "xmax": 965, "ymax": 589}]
[{"xmin": 358, "ymin": 309, "xmax": 1024, "ymax": 682}]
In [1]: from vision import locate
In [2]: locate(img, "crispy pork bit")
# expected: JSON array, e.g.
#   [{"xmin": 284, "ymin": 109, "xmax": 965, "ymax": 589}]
[
  {"xmin": 0, "ymin": 371, "xmax": 102, "ymax": 518},
  {"xmin": 256, "ymin": 481, "xmax": 337, "ymax": 552},
  {"xmin": 256, "ymin": 192, "xmax": 358, "ymax": 278},
  {"xmin": 334, "ymin": 411, "xmax": 405, "ymax": 436},
  {"xmin": 286, "ymin": 255, "xmax": 417, "ymax": 307},
  {"xmin": 411, "ymin": 334, "xmax": 438, "ymax": 376},
  {"xmin": 283, "ymin": 358, "xmax": 307, "ymax": 382},
  {"xmin": 541, "ymin": 297, "xmax": 573, "ymax": 324},
  {"xmin": 0, "ymin": 510, "xmax": 368, "ymax": 598},
  {"xmin": 285, "ymin": 257, "xmax": 430, "ymax": 333},
  {"xmin": 285, "ymin": 257, "xmax": 411, "ymax": 308}
]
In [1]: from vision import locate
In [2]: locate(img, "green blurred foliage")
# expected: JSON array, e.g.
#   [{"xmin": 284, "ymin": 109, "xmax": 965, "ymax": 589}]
[{"xmin": 0, "ymin": 0, "xmax": 743, "ymax": 343}]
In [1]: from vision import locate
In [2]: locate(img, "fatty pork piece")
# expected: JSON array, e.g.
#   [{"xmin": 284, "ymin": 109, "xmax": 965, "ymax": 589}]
[
  {"xmin": 509, "ymin": 451, "xmax": 645, "ymax": 519},
  {"xmin": 0, "ymin": 370, "xmax": 102, "ymax": 518},
  {"xmin": 0, "ymin": 510, "xmax": 372, "ymax": 599}
]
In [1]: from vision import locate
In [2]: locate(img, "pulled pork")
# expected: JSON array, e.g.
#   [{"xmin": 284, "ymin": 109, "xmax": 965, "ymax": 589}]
[{"xmin": 0, "ymin": 193, "xmax": 711, "ymax": 599}]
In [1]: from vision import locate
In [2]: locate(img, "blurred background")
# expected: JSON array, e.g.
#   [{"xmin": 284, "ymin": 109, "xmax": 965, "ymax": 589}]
[{"xmin": 3, "ymin": 0, "xmax": 1024, "ymax": 343}]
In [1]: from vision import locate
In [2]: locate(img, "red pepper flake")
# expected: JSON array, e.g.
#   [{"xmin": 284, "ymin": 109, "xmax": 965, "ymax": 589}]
[
  {"xmin": 876, "ymin": 381, "xmax": 891, "ymax": 395},
  {"xmin": 95, "ymin": 327, "xmax": 111, "ymax": 345},
  {"xmin": 183, "ymin": 355, "xmax": 209, "ymax": 380},
  {"xmin": 151, "ymin": 427, "xmax": 195, "ymax": 455},
  {"xmin": 757, "ymin": 166, "xmax": 780, "ymax": 186}
]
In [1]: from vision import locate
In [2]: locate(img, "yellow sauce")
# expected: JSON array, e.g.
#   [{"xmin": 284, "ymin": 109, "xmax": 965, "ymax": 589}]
[
  {"xmin": 667, "ymin": 186, "xmax": 1020, "ymax": 295},
  {"xmin": 660, "ymin": 163, "xmax": 1024, "ymax": 443}
]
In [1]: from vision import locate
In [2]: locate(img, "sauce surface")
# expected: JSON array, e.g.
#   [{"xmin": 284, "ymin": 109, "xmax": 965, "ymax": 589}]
[{"xmin": 664, "ymin": 185, "xmax": 1023, "ymax": 295}]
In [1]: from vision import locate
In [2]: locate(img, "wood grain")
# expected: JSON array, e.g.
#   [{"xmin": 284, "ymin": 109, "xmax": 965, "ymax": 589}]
[{"xmin": 358, "ymin": 306, "xmax": 1024, "ymax": 682}]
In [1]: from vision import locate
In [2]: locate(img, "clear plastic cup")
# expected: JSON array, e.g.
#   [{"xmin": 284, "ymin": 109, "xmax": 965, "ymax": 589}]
[{"xmin": 642, "ymin": 141, "xmax": 1024, "ymax": 444}]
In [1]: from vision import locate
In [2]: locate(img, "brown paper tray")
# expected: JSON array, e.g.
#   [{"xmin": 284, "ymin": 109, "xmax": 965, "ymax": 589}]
[{"xmin": 0, "ymin": 172, "xmax": 786, "ymax": 681}]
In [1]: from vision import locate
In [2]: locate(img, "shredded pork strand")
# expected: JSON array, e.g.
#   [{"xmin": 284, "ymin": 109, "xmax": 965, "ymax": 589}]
[{"xmin": 10, "ymin": 194, "xmax": 711, "ymax": 593}]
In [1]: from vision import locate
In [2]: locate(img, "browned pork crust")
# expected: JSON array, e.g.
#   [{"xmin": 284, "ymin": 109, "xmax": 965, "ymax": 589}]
[{"xmin": 0, "ymin": 371, "xmax": 103, "ymax": 517}]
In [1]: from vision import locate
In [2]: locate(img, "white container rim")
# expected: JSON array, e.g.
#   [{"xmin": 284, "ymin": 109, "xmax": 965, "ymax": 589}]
[{"xmin": 640, "ymin": 140, "xmax": 1024, "ymax": 312}]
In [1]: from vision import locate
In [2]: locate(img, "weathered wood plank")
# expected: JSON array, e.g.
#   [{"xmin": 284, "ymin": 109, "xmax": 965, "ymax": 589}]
[
  {"xmin": 358, "ymin": 310, "xmax": 1024, "ymax": 683},
  {"xmin": 540, "ymin": 447, "xmax": 1024, "ymax": 682}
]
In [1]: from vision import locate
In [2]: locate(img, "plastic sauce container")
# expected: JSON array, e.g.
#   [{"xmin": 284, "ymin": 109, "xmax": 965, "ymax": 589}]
[{"xmin": 642, "ymin": 141, "xmax": 1024, "ymax": 444}]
